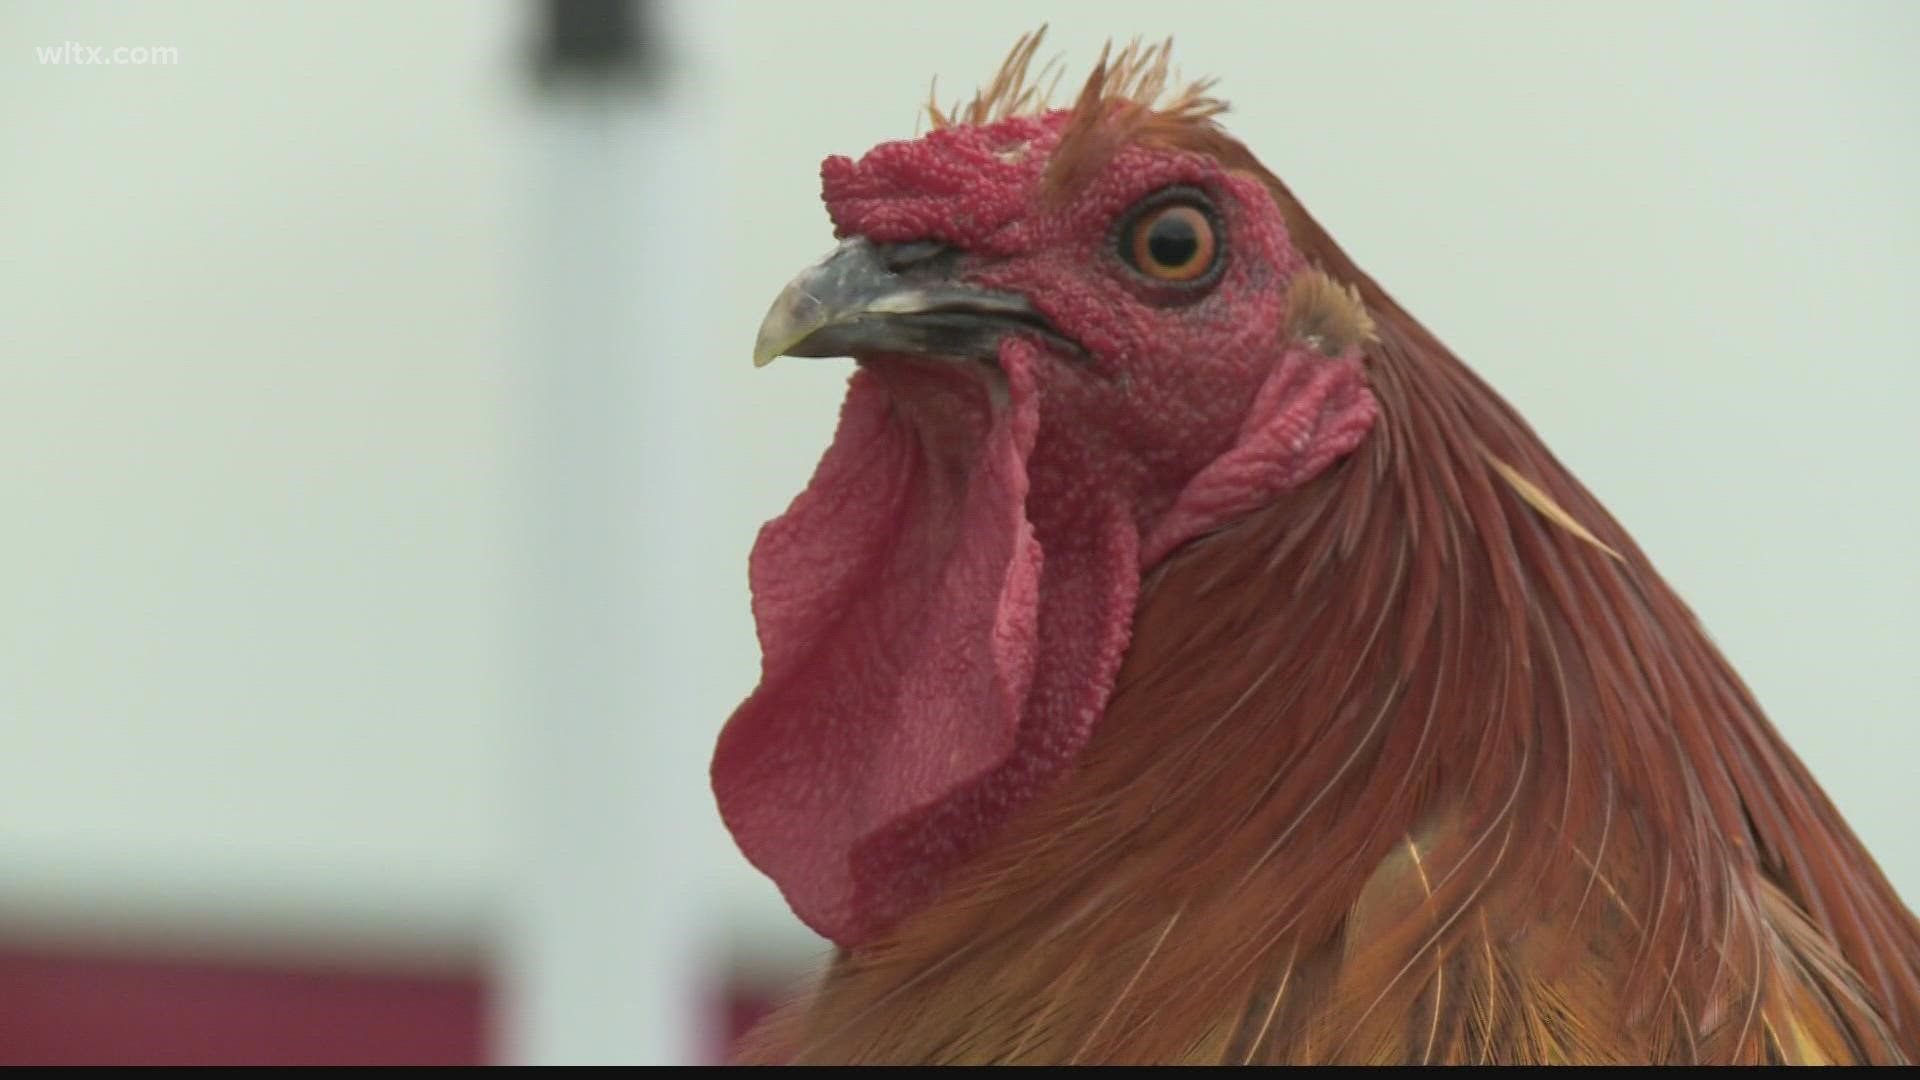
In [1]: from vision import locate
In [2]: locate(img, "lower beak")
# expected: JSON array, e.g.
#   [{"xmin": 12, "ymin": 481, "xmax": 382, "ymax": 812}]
[{"xmin": 752, "ymin": 238, "xmax": 1066, "ymax": 367}]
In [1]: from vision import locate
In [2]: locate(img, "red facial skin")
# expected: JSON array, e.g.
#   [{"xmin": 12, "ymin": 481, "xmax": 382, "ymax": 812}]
[{"xmin": 714, "ymin": 110, "xmax": 1377, "ymax": 947}]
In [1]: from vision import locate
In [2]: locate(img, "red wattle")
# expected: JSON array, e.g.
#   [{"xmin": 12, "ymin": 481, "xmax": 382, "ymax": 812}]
[{"xmin": 713, "ymin": 346, "xmax": 1140, "ymax": 945}]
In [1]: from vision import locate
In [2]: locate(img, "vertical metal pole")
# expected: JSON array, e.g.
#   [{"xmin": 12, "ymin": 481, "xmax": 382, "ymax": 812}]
[{"xmin": 505, "ymin": 1, "xmax": 713, "ymax": 1064}]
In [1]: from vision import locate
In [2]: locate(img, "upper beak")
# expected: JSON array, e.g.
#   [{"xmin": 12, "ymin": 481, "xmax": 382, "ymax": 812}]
[{"xmin": 752, "ymin": 237, "xmax": 1070, "ymax": 367}]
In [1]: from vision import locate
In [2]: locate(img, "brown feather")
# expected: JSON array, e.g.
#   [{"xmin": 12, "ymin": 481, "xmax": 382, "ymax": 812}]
[
  {"xmin": 1284, "ymin": 266, "xmax": 1376, "ymax": 356},
  {"xmin": 743, "ymin": 35, "xmax": 1920, "ymax": 1064}
]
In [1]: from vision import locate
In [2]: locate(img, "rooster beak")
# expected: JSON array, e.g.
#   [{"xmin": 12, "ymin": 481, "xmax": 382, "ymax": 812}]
[{"xmin": 752, "ymin": 237, "xmax": 1069, "ymax": 367}]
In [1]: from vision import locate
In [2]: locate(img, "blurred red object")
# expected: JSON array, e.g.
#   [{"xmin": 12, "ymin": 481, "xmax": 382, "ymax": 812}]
[
  {"xmin": 0, "ymin": 945, "xmax": 486, "ymax": 1066},
  {"xmin": 0, "ymin": 942, "xmax": 786, "ymax": 1065}
]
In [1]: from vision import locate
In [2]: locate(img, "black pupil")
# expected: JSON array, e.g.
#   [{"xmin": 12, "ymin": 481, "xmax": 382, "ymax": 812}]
[{"xmin": 1146, "ymin": 213, "xmax": 1200, "ymax": 267}]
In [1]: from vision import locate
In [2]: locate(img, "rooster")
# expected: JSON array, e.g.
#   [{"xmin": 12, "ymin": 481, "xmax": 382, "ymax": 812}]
[{"xmin": 712, "ymin": 33, "xmax": 1920, "ymax": 1064}]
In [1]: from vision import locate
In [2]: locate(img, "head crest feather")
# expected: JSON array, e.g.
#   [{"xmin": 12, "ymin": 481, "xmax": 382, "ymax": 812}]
[{"xmin": 927, "ymin": 28, "xmax": 1227, "ymax": 201}]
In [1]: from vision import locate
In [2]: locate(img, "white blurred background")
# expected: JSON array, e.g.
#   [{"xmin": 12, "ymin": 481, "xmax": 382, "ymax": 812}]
[{"xmin": 0, "ymin": 0, "xmax": 1914, "ymax": 1065}]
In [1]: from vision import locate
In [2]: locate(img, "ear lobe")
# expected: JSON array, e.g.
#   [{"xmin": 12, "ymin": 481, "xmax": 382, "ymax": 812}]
[{"xmin": 1140, "ymin": 341, "xmax": 1377, "ymax": 567}]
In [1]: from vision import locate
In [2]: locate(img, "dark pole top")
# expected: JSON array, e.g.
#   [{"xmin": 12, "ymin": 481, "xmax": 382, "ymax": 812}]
[{"xmin": 533, "ymin": 0, "xmax": 658, "ymax": 86}]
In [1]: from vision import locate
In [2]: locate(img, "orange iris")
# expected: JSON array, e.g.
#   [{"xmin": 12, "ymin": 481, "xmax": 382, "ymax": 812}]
[{"xmin": 1127, "ymin": 204, "xmax": 1216, "ymax": 282}]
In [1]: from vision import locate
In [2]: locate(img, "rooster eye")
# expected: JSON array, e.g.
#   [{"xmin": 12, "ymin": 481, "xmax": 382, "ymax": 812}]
[{"xmin": 1121, "ymin": 199, "xmax": 1220, "ymax": 285}]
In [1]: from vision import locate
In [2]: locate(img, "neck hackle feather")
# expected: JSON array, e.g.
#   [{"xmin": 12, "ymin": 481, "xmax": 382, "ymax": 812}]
[{"xmin": 747, "ymin": 32, "xmax": 1920, "ymax": 1065}]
